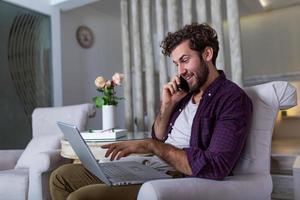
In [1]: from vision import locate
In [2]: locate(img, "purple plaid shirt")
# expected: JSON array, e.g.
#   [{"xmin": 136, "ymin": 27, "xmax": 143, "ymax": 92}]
[{"xmin": 152, "ymin": 71, "xmax": 253, "ymax": 180}]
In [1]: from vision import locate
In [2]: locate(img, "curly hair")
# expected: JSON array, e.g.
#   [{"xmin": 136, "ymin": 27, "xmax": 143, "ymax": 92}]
[{"xmin": 161, "ymin": 23, "xmax": 219, "ymax": 65}]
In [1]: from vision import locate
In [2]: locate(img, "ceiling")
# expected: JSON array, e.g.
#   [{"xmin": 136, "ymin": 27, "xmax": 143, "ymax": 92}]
[{"xmin": 72, "ymin": 0, "xmax": 300, "ymax": 18}]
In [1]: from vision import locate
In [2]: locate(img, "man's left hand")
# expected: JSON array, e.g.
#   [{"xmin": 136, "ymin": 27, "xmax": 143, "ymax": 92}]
[{"xmin": 101, "ymin": 139, "xmax": 153, "ymax": 161}]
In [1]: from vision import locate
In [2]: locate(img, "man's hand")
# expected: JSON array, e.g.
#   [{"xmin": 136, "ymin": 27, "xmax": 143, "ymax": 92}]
[
  {"xmin": 162, "ymin": 75, "xmax": 187, "ymax": 107},
  {"xmin": 101, "ymin": 139, "xmax": 153, "ymax": 161}
]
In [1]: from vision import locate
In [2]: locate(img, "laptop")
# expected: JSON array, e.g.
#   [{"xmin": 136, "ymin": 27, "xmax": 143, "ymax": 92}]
[{"xmin": 57, "ymin": 121, "xmax": 171, "ymax": 186}]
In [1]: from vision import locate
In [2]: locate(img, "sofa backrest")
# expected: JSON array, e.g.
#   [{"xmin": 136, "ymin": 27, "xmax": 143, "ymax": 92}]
[
  {"xmin": 15, "ymin": 103, "xmax": 95, "ymax": 169},
  {"xmin": 31, "ymin": 103, "xmax": 95, "ymax": 138},
  {"xmin": 233, "ymin": 81, "xmax": 297, "ymax": 174}
]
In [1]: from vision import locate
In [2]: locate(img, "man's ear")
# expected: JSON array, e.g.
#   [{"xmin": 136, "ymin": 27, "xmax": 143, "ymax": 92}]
[{"xmin": 202, "ymin": 47, "xmax": 213, "ymax": 62}]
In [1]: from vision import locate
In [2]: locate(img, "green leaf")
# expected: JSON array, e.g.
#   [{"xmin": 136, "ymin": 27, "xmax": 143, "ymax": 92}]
[
  {"xmin": 92, "ymin": 85, "xmax": 124, "ymax": 106},
  {"xmin": 111, "ymin": 99, "xmax": 118, "ymax": 106},
  {"xmin": 103, "ymin": 96, "xmax": 109, "ymax": 101},
  {"xmin": 102, "ymin": 97, "xmax": 109, "ymax": 105},
  {"xmin": 103, "ymin": 88, "xmax": 113, "ymax": 96},
  {"xmin": 92, "ymin": 96, "xmax": 104, "ymax": 108}
]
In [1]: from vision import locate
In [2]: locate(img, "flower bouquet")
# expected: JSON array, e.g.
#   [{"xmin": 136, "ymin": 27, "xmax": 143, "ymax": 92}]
[{"xmin": 93, "ymin": 73, "xmax": 124, "ymax": 108}]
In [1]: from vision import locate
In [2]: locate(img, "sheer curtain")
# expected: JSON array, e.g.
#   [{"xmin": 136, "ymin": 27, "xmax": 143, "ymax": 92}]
[{"xmin": 120, "ymin": 0, "xmax": 242, "ymax": 132}]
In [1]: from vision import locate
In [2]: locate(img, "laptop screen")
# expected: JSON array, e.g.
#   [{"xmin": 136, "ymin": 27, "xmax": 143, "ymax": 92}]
[{"xmin": 57, "ymin": 121, "xmax": 111, "ymax": 185}]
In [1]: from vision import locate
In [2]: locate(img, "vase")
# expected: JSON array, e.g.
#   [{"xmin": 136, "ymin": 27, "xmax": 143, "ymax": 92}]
[{"xmin": 102, "ymin": 105, "xmax": 116, "ymax": 130}]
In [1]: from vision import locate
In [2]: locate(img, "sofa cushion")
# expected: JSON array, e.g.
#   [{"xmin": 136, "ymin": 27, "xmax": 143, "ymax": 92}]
[
  {"xmin": 138, "ymin": 174, "xmax": 272, "ymax": 200},
  {"xmin": 15, "ymin": 135, "xmax": 61, "ymax": 169},
  {"xmin": 31, "ymin": 103, "xmax": 95, "ymax": 138},
  {"xmin": 0, "ymin": 169, "xmax": 29, "ymax": 200}
]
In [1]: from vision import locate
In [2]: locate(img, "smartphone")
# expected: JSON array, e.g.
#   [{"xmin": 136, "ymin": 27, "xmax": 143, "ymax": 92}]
[{"xmin": 178, "ymin": 76, "xmax": 190, "ymax": 92}]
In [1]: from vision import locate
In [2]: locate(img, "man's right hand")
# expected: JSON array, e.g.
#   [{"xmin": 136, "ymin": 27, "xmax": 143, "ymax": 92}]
[{"xmin": 162, "ymin": 75, "xmax": 188, "ymax": 108}]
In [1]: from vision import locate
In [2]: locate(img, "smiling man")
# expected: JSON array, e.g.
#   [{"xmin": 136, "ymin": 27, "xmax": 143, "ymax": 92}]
[{"xmin": 50, "ymin": 23, "xmax": 253, "ymax": 200}]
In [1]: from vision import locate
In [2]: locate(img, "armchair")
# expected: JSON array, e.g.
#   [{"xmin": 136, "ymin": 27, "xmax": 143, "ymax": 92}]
[
  {"xmin": 0, "ymin": 103, "xmax": 95, "ymax": 200},
  {"xmin": 138, "ymin": 81, "xmax": 297, "ymax": 200}
]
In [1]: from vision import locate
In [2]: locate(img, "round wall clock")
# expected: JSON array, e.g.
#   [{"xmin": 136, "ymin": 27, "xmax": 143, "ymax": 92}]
[{"xmin": 76, "ymin": 26, "xmax": 94, "ymax": 49}]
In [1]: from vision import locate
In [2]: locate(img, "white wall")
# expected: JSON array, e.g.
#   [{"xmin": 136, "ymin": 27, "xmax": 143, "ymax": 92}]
[
  {"xmin": 61, "ymin": 0, "xmax": 124, "ymax": 129},
  {"xmin": 226, "ymin": 5, "xmax": 300, "ymax": 84},
  {"xmin": 4, "ymin": 0, "xmax": 63, "ymax": 106},
  {"xmin": 241, "ymin": 5, "xmax": 300, "ymax": 78}
]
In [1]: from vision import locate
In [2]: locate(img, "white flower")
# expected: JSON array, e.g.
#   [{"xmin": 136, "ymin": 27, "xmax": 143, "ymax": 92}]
[
  {"xmin": 95, "ymin": 76, "xmax": 106, "ymax": 89},
  {"xmin": 112, "ymin": 73, "xmax": 124, "ymax": 86}
]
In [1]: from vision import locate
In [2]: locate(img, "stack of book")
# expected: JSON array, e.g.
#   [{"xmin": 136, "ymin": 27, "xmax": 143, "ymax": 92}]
[{"xmin": 81, "ymin": 129, "xmax": 127, "ymax": 140}]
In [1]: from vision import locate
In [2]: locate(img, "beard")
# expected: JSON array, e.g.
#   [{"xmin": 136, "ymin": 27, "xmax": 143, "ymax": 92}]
[{"xmin": 190, "ymin": 57, "xmax": 209, "ymax": 92}]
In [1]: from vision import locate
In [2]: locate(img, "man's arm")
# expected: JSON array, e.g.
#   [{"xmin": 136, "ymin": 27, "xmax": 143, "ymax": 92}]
[
  {"xmin": 151, "ymin": 140, "xmax": 192, "ymax": 175},
  {"xmin": 153, "ymin": 104, "xmax": 174, "ymax": 140},
  {"xmin": 153, "ymin": 76, "xmax": 187, "ymax": 140},
  {"xmin": 101, "ymin": 139, "xmax": 192, "ymax": 175}
]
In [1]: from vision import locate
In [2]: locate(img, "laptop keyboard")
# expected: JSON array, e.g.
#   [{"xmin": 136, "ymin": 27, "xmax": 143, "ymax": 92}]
[{"xmin": 100, "ymin": 163, "xmax": 139, "ymax": 179}]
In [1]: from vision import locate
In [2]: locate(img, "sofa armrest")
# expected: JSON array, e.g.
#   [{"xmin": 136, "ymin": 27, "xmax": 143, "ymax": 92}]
[
  {"xmin": 0, "ymin": 149, "xmax": 23, "ymax": 170},
  {"xmin": 29, "ymin": 150, "xmax": 71, "ymax": 173},
  {"xmin": 137, "ymin": 174, "xmax": 272, "ymax": 200},
  {"xmin": 293, "ymin": 156, "xmax": 300, "ymax": 200}
]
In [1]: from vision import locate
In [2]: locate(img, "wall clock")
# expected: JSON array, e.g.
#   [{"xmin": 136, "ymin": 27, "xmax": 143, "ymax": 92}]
[{"xmin": 76, "ymin": 26, "xmax": 94, "ymax": 49}]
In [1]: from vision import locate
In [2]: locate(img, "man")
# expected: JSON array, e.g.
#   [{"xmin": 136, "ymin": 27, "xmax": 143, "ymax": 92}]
[{"xmin": 50, "ymin": 23, "xmax": 252, "ymax": 200}]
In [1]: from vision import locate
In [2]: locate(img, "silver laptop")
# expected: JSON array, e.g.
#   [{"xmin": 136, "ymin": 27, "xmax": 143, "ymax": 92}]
[{"xmin": 57, "ymin": 121, "xmax": 171, "ymax": 186}]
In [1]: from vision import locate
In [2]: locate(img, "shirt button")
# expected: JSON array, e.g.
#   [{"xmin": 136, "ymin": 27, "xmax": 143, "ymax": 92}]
[
  {"xmin": 169, "ymin": 123, "xmax": 172, "ymax": 126},
  {"xmin": 208, "ymin": 93, "xmax": 211, "ymax": 97},
  {"xmin": 179, "ymin": 109, "xmax": 182, "ymax": 112}
]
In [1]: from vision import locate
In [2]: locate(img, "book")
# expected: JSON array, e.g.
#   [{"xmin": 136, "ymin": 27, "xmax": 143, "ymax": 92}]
[{"xmin": 81, "ymin": 129, "xmax": 127, "ymax": 140}]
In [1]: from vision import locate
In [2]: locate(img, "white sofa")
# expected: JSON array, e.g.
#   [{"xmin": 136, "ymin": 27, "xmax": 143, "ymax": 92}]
[
  {"xmin": 137, "ymin": 81, "xmax": 297, "ymax": 200},
  {"xmin": 0, "ymin": 103, "xmax": 95, "ymax": 200}
]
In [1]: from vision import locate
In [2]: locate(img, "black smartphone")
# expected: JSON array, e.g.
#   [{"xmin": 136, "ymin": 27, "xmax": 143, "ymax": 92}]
[{"xmin": 178, "ymin": 76, "xmax": 190, "ymax": 92}]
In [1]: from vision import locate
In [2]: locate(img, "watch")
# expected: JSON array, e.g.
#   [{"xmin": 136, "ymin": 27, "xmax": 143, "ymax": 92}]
[{"xmin": 76, "ymin": 26, "xmax": 94, "ymax": 49}]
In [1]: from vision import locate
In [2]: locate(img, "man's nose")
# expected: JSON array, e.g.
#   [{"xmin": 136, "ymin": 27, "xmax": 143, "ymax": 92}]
[{"xmin": 178, "ymin": 64, "xmax": 187, "ymax": 75}]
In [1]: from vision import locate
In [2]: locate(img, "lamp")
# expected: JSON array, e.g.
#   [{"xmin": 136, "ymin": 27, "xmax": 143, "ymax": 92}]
[{"xmin": 282, "ymin": 81, "xmax": 300, "ymax": 118}]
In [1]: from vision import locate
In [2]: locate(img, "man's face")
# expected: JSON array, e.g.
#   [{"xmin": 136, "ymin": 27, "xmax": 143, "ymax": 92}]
[{"xmin": 171, "ymin": 40, "xmax": 209, "ymax": 92}]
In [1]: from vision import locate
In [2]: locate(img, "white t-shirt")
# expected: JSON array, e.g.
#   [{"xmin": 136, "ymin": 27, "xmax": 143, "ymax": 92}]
[{"xmin": 165, "ymin": 98, "xmax": 198, "ymax": 148}]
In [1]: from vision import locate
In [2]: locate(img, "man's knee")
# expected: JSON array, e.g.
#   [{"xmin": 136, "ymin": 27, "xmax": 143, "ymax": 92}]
[
  {"xmin": 51, "ymin": 164, "xmax": 74, "ymax": 183},
  {"xmin": 50, "ymin": 163, "xmax": 83, "ymax": 191}
]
